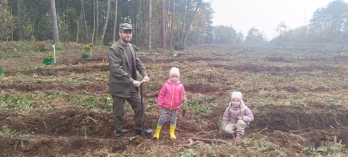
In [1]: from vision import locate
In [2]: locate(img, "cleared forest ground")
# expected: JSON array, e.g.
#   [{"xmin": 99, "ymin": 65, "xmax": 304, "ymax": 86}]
[{"xmin": 0, "ymin": 43, "xmax": 348, "ymax": 156}]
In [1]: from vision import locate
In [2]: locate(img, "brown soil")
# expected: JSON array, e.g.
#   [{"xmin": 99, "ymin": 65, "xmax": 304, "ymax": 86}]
[
  {"xmin": 0, "ymin": 82, "xmax": 107, "ymax": 94},
  {"xmin": 1, "ymin": 45, "xmax": 348, "ymax": 156},
  {"xmin": 1, "ymin": 106, "xmax": 347, "ymax": 156}
]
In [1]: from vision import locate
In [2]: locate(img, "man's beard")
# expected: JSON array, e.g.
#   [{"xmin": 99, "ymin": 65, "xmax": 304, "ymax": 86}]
[{"xmin": 121, "ymin": 37, "xmax": 131, "ymax": 43}]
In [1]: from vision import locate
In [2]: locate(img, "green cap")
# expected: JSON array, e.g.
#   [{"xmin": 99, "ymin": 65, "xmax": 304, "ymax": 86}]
[{"xmin": 119, "ymin": 23, "xmax": 133, "ymax": 31}]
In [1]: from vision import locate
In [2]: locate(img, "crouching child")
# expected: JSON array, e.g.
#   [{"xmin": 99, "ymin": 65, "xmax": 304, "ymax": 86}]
[{"xmin": 222, "ymin": 91, "xmax": 254, "ymax": 140}]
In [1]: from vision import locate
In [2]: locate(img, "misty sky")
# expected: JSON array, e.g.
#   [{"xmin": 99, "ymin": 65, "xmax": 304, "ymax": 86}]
[{"xmin": 211, "ymin": 0, "xmax": 343, "ymax": 40}]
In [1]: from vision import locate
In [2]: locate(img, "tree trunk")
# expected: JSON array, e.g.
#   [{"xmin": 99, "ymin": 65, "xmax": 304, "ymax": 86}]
[
  {"xmin": 112, "ymin": 0, "xmax": 118, "ymax": 42},
  {"xmin": 182, "ymin": 0, "xmax": 202, "ymax": 45},
  {"xmin": 101, "ymin": 0, "xmax": 111, "ymax": 44},
  {"xmin": 180, "ymin": 0, "xmax": 189, "ymax": 44},
  {"xmin": 16, "ymin": 0, "xmax": 22, "ymax": 40},
  {"xmin": 131, "ymin": 0, "xmax": 139, "ymax": 45},
  {"xmin": 142, "ymin": 0, "xmax": 147, "ymax": 47},
  {"xmin": 169, "ymin": 0, "xmax": 175, "ymax": 48},
  {"xmin": 166, "ymin": 0, "xmax": 171, "ymax": 40},
  {"xmin": 148, "ymin": 0, "xmax": 152, "ymax": 50},
  {"xmin": 92, "ymin": 0, "xmax": 96, "ymax": 43},
  {"xmin": 66, "ymin": 0, "xmax": 69, "ymax": 24},
  {"xmin": 76, "ymin": 19, "xmax": 79, "ymax": 43},
  {"xmin": 80, "ymin": 0, "xmax": 89, "ymax": 40},
  {"xmin": 49, "ymin": 0, "xmax": 59, "ymax": 43},
  {"xmin": 96, "ymin": 0, "xmax": 99, "ymax": 43},
  {"xmin": 161, "ymin": 0, "xmax": 166, "ymax": 49}
]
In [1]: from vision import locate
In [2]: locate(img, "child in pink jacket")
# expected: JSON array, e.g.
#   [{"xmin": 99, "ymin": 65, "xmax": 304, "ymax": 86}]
[
  {"xmin": 153, "ymin": 67, "xmax": 187, "ymax": 140},
  {"xmin": 222, "ymin": 91, "xmax": 254, "ymax": 140}
]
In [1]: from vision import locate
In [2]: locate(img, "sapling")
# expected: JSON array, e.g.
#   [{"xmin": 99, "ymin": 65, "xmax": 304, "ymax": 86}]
[{"xmin": 81, "ymin": 125, "xmax": 88, "ymax": 139}]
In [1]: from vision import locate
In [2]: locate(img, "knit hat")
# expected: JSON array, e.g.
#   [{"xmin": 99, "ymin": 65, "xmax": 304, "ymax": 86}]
[
  {"xmin": 229, "ymin": 91, "xmax": 246, "ymax": 107},
  {"xmin": 231, "ymin": 92, "xmax": 242, "ymax": 100},
  {"xmin": 169, "ymin": 67, "xmax": 180, "ymax": 77}
]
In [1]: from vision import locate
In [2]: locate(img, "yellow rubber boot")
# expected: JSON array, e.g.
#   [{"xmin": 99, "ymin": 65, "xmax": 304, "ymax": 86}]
[
  {"xmin": 170, "ymin": 125, "xmax": 176, "ymax": 140},
  {"xmin": 153, "ymin": 125, "xmax": 162, "ymax": 140}
]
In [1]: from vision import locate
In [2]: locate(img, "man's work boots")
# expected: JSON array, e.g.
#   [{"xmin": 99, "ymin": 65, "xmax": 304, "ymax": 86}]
[
  {"xmin": 135, "ymin": 129, "xmax": 142, "ymax": 135},
  {"xmin": 114, "ymin": 131, "xmax": 125, "ymax": 139},
  {"xmin": 170, "ymin": 125, "xmax": 176, "ymax": 140},
  {"xmin": 153, "ymin": 125, "xmax": 162, "ymax": 140}
]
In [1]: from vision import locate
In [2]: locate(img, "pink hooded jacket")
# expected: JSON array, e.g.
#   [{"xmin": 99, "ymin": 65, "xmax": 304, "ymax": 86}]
[{"xmin": 157, "ymin": 80, "xmax": 186, "ymax": 110}]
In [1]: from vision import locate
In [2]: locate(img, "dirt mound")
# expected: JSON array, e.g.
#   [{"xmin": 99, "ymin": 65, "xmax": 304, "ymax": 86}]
[
  {"xmin": 0, "ymin": 82, "xmax": 107, "ymax": 93},
  {"xmin": 249, "ymin": 105, "xmax": 348, "ymax": 152},
  {"xmin": 210, "ymin": 63, "xmax": 336, "ymax": 75},
  {"xmin": 5, "ymin": 64, "xmax": 109, "ymax": 76},
  {"xmin": 1, "ymin": 106, "xmax": 347, "ymax": 156},
  {"xmin": 185, "ymin": 83, "xmax": 225, "ymax": 93},
  {"xmin": 207, "ymin": 105, "xmax": 348, "ymax": 153}
]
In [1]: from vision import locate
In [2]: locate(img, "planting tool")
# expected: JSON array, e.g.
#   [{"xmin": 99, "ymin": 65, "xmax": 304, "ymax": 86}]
[{"xmin": 140, "ymin": 80, "xmax": 153, "ymax": 138}]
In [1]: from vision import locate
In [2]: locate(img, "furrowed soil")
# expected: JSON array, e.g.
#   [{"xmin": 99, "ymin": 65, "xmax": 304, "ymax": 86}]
[{"xmin": 0, "ymin": 43, "xmax": 348, "ymax": 156}]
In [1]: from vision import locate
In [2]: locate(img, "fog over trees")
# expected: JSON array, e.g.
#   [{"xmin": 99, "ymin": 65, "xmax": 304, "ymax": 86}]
[{"xmin": 1, "ymin": 0, "xmax": 348, "ymax": 48}]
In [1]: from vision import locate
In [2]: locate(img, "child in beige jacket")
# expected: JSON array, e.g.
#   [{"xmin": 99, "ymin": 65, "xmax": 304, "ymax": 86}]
[{"xmin": 222, "ymin": 92, "xmax": 254, "ymax": 139}]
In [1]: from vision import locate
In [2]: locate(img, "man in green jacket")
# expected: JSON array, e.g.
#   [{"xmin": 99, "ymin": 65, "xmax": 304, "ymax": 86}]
[{"xmin": 108, "ymin": 23, "xmax": 150, "ymax": 139}]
